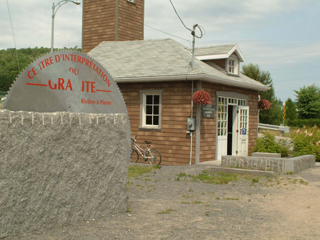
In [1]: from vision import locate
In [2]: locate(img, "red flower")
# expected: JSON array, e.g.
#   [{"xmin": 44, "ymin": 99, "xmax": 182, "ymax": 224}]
[
  {"xmin": 192, "ymin": 90, "xmax": 211, "ymax": 105},
  {"xmin": 258, "ymin": 99, "xmax": 271, "ymax": 110}
]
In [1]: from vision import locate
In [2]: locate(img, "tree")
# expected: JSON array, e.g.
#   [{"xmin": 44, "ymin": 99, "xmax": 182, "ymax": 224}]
[
  {"xmin": 284, "ymin": 98, "xmax": 297, "ymax": 123},
  {"xmin": 0, "ymin": 47, "xmax": 80, "ymax": 92},
  {"xmin": 242, "ymin": 63, "xmax": 282, "ymax": 125},
  {"xmin": 242, "ymin": 63, "xmax": 275, "ymax": 101},
  {"xmin": 294, "ymin": 84, "xmax": 320, "ymax": 119}
]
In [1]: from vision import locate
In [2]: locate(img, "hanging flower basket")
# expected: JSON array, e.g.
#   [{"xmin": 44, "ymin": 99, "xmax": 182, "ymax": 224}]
[
  {"xmin": 192, "ymin": 90, "xmax": 211, "ymax": 105},
  {"xmin": 258, "ymin": 99, "xmax": 271, "ymax": 110}
]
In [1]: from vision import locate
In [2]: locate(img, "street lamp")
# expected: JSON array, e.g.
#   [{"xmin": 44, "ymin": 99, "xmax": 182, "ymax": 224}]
[{"xmin": 51, "ymin": 0, "xmax": 81, "ymax": 52}]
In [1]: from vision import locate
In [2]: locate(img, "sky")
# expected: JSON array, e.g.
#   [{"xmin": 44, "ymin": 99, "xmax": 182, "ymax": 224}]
[{"xmin": 1, "ymin": 0, "xmax": 319, "ymax": 102}]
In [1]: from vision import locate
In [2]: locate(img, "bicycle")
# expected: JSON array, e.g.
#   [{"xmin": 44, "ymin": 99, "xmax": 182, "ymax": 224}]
[{"xmin": 130, "ymin": 135, "xmax": 162, "ymax": 165}]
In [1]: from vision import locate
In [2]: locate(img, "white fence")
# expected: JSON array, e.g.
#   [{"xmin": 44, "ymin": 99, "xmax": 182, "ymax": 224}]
[{"xmin": 258, "ymin": 123, "xmax": 290, "ymax": 134}]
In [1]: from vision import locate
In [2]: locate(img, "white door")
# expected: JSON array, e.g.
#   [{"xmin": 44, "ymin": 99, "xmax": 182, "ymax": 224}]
[
  {"xmin": 237, "ymin": 106, "xmax": 249, "ymax": 156},
  {"xmin": 216, "ymin": 97, "xmax": 228, "ymax": 160}
]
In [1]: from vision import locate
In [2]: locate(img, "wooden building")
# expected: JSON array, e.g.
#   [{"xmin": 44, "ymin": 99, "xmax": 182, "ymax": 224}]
[
  {"xmin": 82, "ymin": 0, "xmax": 144, "ymax": 53},
  {"xmin": 89, "ymin": 39, "xmax": 269, "ymax": 165}
]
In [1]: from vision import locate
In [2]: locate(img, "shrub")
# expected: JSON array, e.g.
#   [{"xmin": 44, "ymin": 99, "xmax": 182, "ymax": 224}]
[
  {"xmin": 258, "ymin": 99, "xmax": 271, "ymax": 110},
  {"xmin": 253, "ymin": 132, "xmax": 289, "ymax": 157},
  {"xmin": 287, "ymin": 119, "xmax": 320, "ymax": 128},
  {"xmin": 291, "ymin": 126, "xmax": 320, "ymax": 161}
]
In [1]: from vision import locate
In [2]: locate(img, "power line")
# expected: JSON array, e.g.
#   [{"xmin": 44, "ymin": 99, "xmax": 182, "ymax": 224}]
[
  {"xmin": 168, "ymin": 0, "xmax": 205, "ymax": 69},
  {"xmin": 6, "ymin": 0, "xmax": 20, "ymax": 72},
  {"xmin": 144, "ymin": 24, "xmax": 191, "ymax": 44},
  {"xmin": 168, "ymin": 0, "xmax": 192, "ymax": 32},
  {"xmin": 168, "ymin": 0, "xmax": 204, "ymax": 39}
]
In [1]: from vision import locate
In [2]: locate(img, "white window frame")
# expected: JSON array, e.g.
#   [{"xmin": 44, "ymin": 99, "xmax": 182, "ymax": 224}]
[
  {"xmin": 227, "ymin": 57, "xmax": 239, "ymax": 76},
  {"xmin": 139, "ymin": 90, "xmax": 163, "ymax": 130}
]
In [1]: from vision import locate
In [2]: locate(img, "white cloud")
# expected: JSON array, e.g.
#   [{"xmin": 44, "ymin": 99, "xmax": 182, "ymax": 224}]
[
  {"xmin": 0, "ymin": 0, "xmax": 82, "ymax": 49},
  {"xmin": 240, "ymin": 41, "xmax": 320, "ymax": 66},
  {"xmin": 1, "ymin": 0, "xmax": 319, "ymax": 103}
]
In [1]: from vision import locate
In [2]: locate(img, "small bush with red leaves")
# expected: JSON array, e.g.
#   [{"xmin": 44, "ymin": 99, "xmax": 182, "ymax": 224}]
[{"xmin": 258, "ymin": 99, "xmax": 271, "ymax": 110}]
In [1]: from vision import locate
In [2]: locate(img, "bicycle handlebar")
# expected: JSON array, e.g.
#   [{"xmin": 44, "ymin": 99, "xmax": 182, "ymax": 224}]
[{"xmin": 131, "ymin": 135, "xmax": 138, "ymax": 142}]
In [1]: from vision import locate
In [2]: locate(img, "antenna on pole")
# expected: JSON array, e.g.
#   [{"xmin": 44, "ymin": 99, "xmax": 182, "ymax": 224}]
[
  {"xmin": 191, "ymin": 24, "xmax": 204, "ymax": 69},
  {"xmin": 168, "ymin": 0, "xmax": 204, "ymax": 68},
  {"xmin": 191, "ymin": 24, "xmax": 197, "ymax": 69}
]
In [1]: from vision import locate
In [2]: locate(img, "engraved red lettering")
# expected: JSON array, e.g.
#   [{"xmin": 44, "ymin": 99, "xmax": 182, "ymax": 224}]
[
  {"xmin": 58, "ymin": 78, "xmax": 65, "ymax": 90},
  {"xmin": 82, "ymin": 81, "xmax": 96, "ymax": 93},
  {"xmin": 27, "ymin": 67, "xmax": 37, "ymax": 79},
  {"xmin": 48, "ymin": 80, "xmax": 57, "ymax": 89},
  {"xmin": 66, "ymin": 79, "xmax": 73, "ymax": 91},
  {"xmin": 55, "ymin": 55, "xmax": 61, "ymax": 62},
  {"xmin": 91, "ymin": 82, "xmax": 96, "ymax": 93},
  {"xmin": 45, "ymin": 57, "xmax": 53, "ymax": 67}
]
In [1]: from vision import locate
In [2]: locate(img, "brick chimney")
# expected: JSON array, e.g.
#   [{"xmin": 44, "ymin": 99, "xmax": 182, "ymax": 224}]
[{"xmin": 82, "ymin": 0, "xmax": 144, "ymax": 53}]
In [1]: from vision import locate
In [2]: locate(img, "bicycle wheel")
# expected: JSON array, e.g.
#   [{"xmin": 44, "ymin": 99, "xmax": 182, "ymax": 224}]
[
  {"xmin": 130, "ymin": 149, "xmax": 139, "ymax": 163},
  {"xmin": 148, "ymin": 149, "xmax": 162, "ymax": 165}
]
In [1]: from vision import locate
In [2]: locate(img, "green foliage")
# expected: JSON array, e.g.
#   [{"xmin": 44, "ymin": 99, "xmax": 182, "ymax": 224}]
[
  {"xmin": 241, "ymin": 63, "xmax": 274, "ymax": 100},
  {"xmin": 241, "ymin": 63, "xmax": 282, "ymax": 124},
  {"xmin": 0, "ymin": 47, "xmax": 51, "ymax": 91},
  {"xmin": 291, "ymin": 126, "xmax": 320, "ymax": 161},
  {"xmin": 259, "ymin": 98, "xmax": 283, "ymax": 125},
  {"xmin": 253, "ymin": 132, "xmax": 289, "ymax": 157},
  {"xmin": 287, "ymin": 119, "xmax": 320, "ymax": 128},
  {"xmin": 0, "ymin": 47, "xmax": 81, "ymax": 92},
  {"xmin": 0, "ymin": 91, "xmax": 6, "ymax": 99},
  {"xmin": 284, "ymin": 98, "xmax": 297, "ymax": 124},
  {"xmin": 294, "ymin": 84, "xmax": 320, "ymax": 119}
]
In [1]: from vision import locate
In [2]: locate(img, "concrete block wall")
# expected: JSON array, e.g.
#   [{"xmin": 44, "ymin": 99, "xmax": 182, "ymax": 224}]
[
  {"xmin": 0, "ymin": 110, "xmax": 129, "ymax": 237},
  {"xmin": 221, "ymin": 155, "xmax": 315, "ymax": 173},
  {"xmin": 285, "ymin": 155, "xmax": 316, "ymax": 173}
]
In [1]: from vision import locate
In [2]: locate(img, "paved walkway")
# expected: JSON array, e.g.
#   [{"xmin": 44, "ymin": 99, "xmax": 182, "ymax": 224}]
[{"xmin": 296, "ymin": 165, "xmax": 320, "ymax": 187}]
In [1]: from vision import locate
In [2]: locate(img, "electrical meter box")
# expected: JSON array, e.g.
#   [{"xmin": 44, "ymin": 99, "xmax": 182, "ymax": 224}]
[{"xmin": 187, "ymin": 118, "xmax": 195, "ymax": 131}]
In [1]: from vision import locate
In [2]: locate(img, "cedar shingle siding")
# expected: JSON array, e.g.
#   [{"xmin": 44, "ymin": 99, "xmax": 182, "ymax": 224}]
[
  {"xmin": 82, "ymin": 0, "xmax": 144, "ymax": 53},
  {"xmin": 119, "ymin": 81, "xmax": 259, "ymax": 165}
]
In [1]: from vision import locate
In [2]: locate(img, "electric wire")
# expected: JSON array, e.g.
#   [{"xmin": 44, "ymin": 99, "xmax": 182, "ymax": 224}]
[
  {"xmin": 168, "ymin": 0, "xmax": 192, "ymax": 32},
  {"xmin": 168, "ymin": 0, "xmax": 204, "ymax": 40},
  {"xmin": 6, "ymin": 0, "xmax": 20, "ymax": 72},
  {"xmin": 144, "ymin": 24, "xmax": 191, "ymax": 44}
]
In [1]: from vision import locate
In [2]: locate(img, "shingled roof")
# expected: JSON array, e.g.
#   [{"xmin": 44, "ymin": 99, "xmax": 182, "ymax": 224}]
[
  {"xmin": 194, "ymin": 44, "xmax": 236, "ymax": 56},
  {"xmin": 88, "ymin": 39, "xmax": 269, "ymax": 91},
  {"xmin": 194, "ymin": 44, "xmax": 245, "ymax": 62}
]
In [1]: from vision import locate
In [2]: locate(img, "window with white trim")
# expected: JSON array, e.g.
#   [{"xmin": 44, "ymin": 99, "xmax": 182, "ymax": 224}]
[
  {"xmin": 140, "ymin": 90, "xmax": 162, "ymax": 129},
  {"xmin": 227, "ymin": 58, "xmax": 239, "ymax": 75}
]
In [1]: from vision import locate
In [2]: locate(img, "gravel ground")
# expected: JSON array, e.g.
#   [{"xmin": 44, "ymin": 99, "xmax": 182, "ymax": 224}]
[{"xmin": 7, "ymin": 163, "xmax": 320, "ymax": 240}]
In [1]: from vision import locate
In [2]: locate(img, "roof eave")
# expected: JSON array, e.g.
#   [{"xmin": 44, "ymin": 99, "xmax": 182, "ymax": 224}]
[
  {"xmin": 115, "ymin": 74, "xmax": 270, "ymax": 92},
  {"xmin": 195, "ymin": 44, "xmax": 245, "ymax": 62}
]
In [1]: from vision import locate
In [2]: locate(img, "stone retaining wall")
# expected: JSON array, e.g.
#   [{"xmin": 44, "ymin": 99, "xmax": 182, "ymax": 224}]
[
  {"xmin": 221, "ymin": 154, "xmax": 315, "ymax": 173},
  {"xmin": 0, "ymin": 110, "xmax": 129, "ymax": 237}
]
